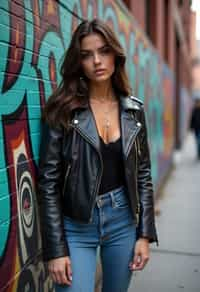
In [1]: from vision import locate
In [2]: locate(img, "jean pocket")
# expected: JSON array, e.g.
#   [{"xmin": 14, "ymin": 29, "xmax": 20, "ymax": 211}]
[{"xmin": 113, "ymin": 192, "xmax": 129, "ymax": 209}]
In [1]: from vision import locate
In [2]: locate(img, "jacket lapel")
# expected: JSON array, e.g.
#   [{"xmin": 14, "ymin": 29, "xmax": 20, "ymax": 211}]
[
  {"xmin": 72, "ymin": 107, "xmax": 100, "ymax": 151},
  {"xmin": 72, "ymin": 96, "xmax": 142, "ymax": 157},
  {"xmin": 120, "ymin": 109, "xmax": 141, "ymax": 159},
  {"xmin": 120, "ymin": 96, "xmax": 142, "ymax": 159}
]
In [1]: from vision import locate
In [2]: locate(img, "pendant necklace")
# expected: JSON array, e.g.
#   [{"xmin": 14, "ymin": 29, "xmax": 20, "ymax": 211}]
[
  {"xmin": 90, "ymin": 97, "xmax": 118, "ymax": 141},
  {"xmin": 90, "ymin": 98, "xmax": 117, "ymax": 129}
]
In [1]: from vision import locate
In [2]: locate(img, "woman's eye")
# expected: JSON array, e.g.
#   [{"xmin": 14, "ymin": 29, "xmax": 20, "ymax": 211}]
[
  {"xmin": 81, "ymin": 54, "xmax": 90, "ymax": 59},
  {"xmin": 81, "ymin": 52, "xmax": 93, "ymax": 59},
  {"xmin": 100, "ymin": 47, "xmax": 111, "ymax": 54}
]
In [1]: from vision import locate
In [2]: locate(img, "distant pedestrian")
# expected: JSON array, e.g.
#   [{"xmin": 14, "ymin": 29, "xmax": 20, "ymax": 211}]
[
  {"xmin": 190, "ymin": 99, "xmax": 200, "ymax": 159},
  {"xmin": 37, "ymin": 18, "xmax": 158, "ymax": 292}
]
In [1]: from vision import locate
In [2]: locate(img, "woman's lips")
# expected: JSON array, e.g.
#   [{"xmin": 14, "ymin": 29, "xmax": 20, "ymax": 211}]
[{"xmin": 94, "ymin": 69, "xmax": 106, "ymax": 75}]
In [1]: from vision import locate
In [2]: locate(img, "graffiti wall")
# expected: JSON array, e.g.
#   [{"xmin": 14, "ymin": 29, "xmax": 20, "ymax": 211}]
[{"xmin": 0, "ymin": 0, "xmax": 180, "ymax": 290}]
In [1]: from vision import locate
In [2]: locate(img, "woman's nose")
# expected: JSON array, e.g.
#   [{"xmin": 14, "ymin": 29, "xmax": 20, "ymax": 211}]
[{"xmin": 93, "ymin": 53, "xmax": 101, "ymax": 65}]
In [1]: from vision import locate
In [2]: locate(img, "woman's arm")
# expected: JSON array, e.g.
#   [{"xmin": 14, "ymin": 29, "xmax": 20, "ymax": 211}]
[
  {"xmin": 37, "ymin": 122, "xmax": 70, "ymax": 261},
  {"xmin": 129, "ymin": 106, "xmax": 158, "ymax": 271},
  {"xmin": 136, "ymin": 106, "xmax": 158, "ymax": 244}
]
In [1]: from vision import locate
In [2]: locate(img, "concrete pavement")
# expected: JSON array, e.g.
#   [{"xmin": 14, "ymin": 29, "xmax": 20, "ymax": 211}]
[{"xmin": 129, "ymin": 132, "xmax": 200, "ymax": 292}]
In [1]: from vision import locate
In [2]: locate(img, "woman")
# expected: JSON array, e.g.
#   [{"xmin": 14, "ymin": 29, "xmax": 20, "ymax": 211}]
[
  {"xmin": 190, "ymin": 98, "xmax": 200, "ymax": 160},
  {"xmin": 38, "ymin": 18, "xmax": 158, "ymax": 292}
]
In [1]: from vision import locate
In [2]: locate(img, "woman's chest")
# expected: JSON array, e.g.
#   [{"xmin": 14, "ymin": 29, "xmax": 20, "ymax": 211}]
[{"xmin": 90, "ymin": 103, "xmax": 121, "ymax": 143}]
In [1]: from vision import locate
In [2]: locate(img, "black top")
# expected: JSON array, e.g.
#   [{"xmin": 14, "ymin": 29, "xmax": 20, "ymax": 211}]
[{"xmin": 98, "ymin": 136, "xmax": 126, "ymax": 195}]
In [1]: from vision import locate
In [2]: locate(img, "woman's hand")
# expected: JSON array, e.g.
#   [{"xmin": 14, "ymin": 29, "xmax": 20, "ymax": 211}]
[
  {"xmin": 48, "ymin": 256, "xmax": 72, "ymax": 285},
  {"xmin": 129, "ymin": 238, "xmax": 150, "ymax": 271}
]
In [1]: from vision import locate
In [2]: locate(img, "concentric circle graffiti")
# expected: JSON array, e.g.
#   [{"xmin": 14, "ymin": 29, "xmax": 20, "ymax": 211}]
[{"xmin": 16, "ymin": 152, "xmax": 38, "ymax": 265}]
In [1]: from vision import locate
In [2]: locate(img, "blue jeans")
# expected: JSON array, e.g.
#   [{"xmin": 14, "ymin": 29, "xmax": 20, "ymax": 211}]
[{"xmin": 55, "ymin": 186, "xmax": 136, "ymax": 292}]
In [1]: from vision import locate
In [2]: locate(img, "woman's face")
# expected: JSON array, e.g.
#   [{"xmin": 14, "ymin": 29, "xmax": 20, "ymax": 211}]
[{"xmin": 80, "ymin": 33, "xmax": 115, "ymax": 83}]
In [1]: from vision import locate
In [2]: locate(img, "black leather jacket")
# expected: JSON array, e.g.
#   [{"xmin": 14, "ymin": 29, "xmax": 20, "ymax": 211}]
[{"xmin": 37, "ymin": 95, "xmax": 158, "ymax": 261}]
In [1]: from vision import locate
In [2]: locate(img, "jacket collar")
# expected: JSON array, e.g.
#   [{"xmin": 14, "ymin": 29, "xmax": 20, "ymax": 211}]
[{"xmin": 71, "ymin": 96, "xmax": 142, "ymax": 158}]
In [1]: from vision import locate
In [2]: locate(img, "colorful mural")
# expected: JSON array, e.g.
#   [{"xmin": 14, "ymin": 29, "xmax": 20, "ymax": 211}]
[{"xmin": 0, "ymin": 0, "xmax": 184, "ymax": 290}]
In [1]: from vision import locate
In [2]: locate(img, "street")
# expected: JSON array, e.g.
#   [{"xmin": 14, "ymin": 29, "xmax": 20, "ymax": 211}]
[{"xmin": 129, "ymin": 133, "xmax": 200, "ymax": 292}]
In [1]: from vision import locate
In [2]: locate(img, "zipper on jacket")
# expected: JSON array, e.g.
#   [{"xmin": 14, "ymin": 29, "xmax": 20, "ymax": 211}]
[
  {"xmin": 89, "ymin": 158, "xmax": 103, "ymax": 223},
  {"xmin": 126, "ymin": 128, "xmax": 140, "ymax": 159},
  {"xmin": 62, "ymin": 164, "xmax": 71, "ymax": 196},
  {"xmin": 126, "ymin": 113, "xmax": 141, "ymax": 159},
  {"xmin": 129, "ymin": 111, "xmax": 141, "ymax": 226},
  {"xmin": 70, "ymin": 125, "xmax": 103, "ymax": 223},
  {"xmin": 134, "ymin": 135, "xmax": 141, "ymax": 227}
]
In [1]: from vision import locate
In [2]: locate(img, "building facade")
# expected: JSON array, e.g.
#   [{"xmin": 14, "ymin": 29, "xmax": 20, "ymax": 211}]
[{"xmin": 123, "ymin": 0, "xmax": 192, "ymax": 148}]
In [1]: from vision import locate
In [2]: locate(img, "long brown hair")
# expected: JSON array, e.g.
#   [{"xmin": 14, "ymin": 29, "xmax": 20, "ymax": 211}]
[{"xmin": 42, "ymin": 18, "xmax": 131, "ymax": 128}]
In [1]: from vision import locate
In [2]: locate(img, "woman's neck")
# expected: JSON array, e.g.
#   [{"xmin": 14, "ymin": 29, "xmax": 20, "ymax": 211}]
[{"xmin": 89, "ymin": 80, "xmax": 116, "ymax": 102}]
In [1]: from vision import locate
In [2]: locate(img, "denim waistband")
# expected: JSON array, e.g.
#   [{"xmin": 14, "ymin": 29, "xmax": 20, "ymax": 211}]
[
  {"xmin": 98, "ymin": 185, "xmax": 124, "ymax": 198},
  {"xmin": 96, "ymin": 186, "xmax": 124, "ymax": 207}
]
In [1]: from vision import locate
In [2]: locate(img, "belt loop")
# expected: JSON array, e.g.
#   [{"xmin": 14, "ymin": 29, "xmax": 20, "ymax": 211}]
[{"xmin": 110, "ymin": 192, "xmax": 116, "ymax": 208}]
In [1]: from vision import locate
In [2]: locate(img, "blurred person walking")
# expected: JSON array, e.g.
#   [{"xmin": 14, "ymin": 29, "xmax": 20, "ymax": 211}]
[{"xmin": 190, "ymin": 99, "xmax": 200, "ymax": 160}]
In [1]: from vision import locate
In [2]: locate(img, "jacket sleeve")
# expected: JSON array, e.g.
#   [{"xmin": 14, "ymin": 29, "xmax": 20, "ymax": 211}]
[
  {"xmin": 136, "ymin": 107, "xmax": 158, "ymax": 244},
  {"xmin": 37, "ymin": 121, "xmax": 70, "ymax": 261}
]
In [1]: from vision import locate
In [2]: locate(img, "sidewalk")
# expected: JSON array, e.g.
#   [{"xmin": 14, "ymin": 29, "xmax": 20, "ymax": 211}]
[{"xmin": 129, "ymin": 132, "xmax": 200, "ymax": 292}]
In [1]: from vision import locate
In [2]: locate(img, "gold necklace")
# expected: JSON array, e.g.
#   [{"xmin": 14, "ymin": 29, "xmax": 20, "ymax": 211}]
[{"xmin": 90, "ymin": 98, "xmax": 118, "ymax": 130}]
